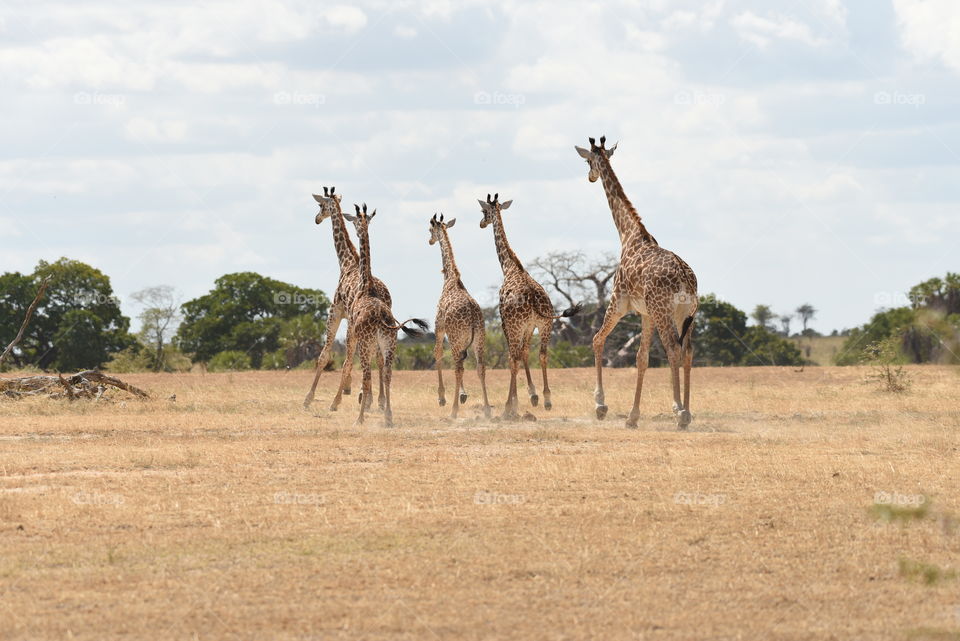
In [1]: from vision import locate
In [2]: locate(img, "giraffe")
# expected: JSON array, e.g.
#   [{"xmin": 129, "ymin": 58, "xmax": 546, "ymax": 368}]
[
  {"xmin": 428, "ymin": 213, "xmax": 491, "ymax": 419},
  {"xmin": 303, "ymin": 186, "xmax": 392, "ymax": 412},
  {"xmin": 342, "ymin": 203, "xmax": 428, "ymax": 426},
  {"xmin": 575, "ymin": 136, "xmax": 699, "ymax": 429},
  {"xmin": 478, "ymin": 193, "xmax": 581, "ymax": 420}
]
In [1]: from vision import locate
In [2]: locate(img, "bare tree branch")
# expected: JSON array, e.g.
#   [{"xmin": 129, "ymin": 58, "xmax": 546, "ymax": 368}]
[{"xmin": 0, "ymin": 277, "xmax": 50, "ymax": 367}]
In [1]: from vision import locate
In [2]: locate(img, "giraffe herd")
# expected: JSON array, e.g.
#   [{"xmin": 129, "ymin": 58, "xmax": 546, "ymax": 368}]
[{"xmin": 304, "ymin": 137, "xmax": 699, "ymax": 430}]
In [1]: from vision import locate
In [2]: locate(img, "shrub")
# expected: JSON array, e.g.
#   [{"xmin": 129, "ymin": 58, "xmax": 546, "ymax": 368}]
[{"xmin": 208, "ymin": 350, "xmax": 252, "ymax": 372}]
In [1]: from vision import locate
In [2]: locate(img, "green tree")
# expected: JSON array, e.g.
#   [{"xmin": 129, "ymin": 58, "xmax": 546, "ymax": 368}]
[
  {"xmin": 208, "ymin": 350, "xmax": 252, "ymax": 372},
  {"xmin": 835, "ymin": 307, "xmax": 915, "ymax": 366},
  {"xmin": 0, "ymin": 258, "xmax": 133, "ymax": 370},
  {"xmin": 177, "ymin": 272, "xmax": 328, "ymax": 368},
  {"xmin": 795, "ymin": 303, "xmax": 817, "ymax": 333},
  {"xmin": 751, "ymin": 304, "xmax": 775, "ymax": 330},
  {"xmin": 694, "ymin": 296, "xmax": 748, "ymax": 366},
  {"xmin": 740, "ymin": 326, "xmax": 804, "ymax": 366}
]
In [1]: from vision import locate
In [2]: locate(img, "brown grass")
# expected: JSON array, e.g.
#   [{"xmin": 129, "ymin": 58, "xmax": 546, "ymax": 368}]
[{"xmin": 1, "ymin": 365, "xmax": 959, "ymax": 640}]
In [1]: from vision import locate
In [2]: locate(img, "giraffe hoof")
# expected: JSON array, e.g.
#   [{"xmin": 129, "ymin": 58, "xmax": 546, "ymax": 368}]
[
  {"xmin": 596, "ymin": 405, "xmax": 608, "ymax": 420},
  {"xmin": 459, "ymin": 393, "xmax": 468, "ymax": 404},
  {"xmin": 378, "ymin": 399, "xmax": 386, "ymax": 411},
  {"xmin": 344, "ymin": 388, "xmax": 351, "ymax": 395},
  {"xmin": 530, "ymin": 394, "xmax": 539, "ymax": 407},
  {"xmin": 438, "ymin": 397, "xmax": 446, "ymax": 407},
  {"xmin": 677, "ymin": 410, "xmax": 692, "ymax": 430},
  {"xmin": 625, "ymin": 417, "xmax": 639, "ymax": 429},
  {"xmin": 501, "ymin": 411, "xmax": 520, "ymax": 422},
  {"xmin": 544, "ymin": 400, "xmax": 552, "ymax": 411}
]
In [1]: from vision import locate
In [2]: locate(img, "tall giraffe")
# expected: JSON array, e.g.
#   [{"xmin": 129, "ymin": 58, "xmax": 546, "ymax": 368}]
[
  {"xmin": 478, "ymin": 193, "xmax": 581, "ymax": 420},
  {"xmin": 428, "ymin": 213, "xmax": 491, "ymax": 419},
  {"xmin": 303, "ymin": 186, "xmax": 391, "ymax": 411},
  {"xmin": 575, "ymin": 137, "xmax": 699, "ymax": 429},
  {"xmin": 342, "ymin": 203, "xmax": 428, "ymax": 426}
]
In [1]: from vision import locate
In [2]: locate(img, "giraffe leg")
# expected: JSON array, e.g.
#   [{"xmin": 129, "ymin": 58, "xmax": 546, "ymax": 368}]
[
  {"xmin": 626, "ymin": 316, "xmax": 653, "ymax": 429},
  {"xmin": 434, "ymin": 331, "xmax": 446, "ymax": 407},
  {"xmin": 593, "ymin": 292, "xmax": 626, "ymax": 420},
  {"xmin": 376, "ymin": 350, "xmax": 385, "ymax": 411},
  {"xmin": 656, "ymin": 318, "xmax": 685, "ymax": 430},
  {"xmin": 538, "ymin": 321, "xmax": 553, "ymax": 410},
  {"xmin": 380, "ymin": 332, "xmax": 396, "ymax": 428},
  {"xmin": 522, "ymin": 328, "xmax": 538, "ymax": 407},
  {"xmin": 355, "ymin": 344, "xmax": 372, "ymax": 426},
  {"xmin": 451, "ymin": 343, "xmax": 466, "ymax": 420},
  {"xmin": 474, "ymin": 326, "xmax": 492, "ymax": 418},
  {"xmin": 303, "ymin": 305, "xmax": 343, "ymax": 409},
  {"xmin": 330, "ymin": 326, "xmax": 358, "ymax": 412},
  {"xmin": 679, "ymin": 334, "xmax": 694, "ymax": 429},
  {"xmin": 502, "ymin": 333, "xmax": 522, "ymax": 420}
]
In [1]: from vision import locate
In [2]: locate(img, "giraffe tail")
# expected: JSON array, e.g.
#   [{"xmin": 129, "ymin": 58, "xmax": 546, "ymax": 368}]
[
  {"xmin": 678, "ymin": 314, "xmax": 695, "ymax": 347},
  {"xmin": 389, "ymin": 317, "xmax": 430, "ymax": 338},
  {"xmin": 548, "ymin": 301, "xmax": 583, "ymax": 320},
  {"xmin": 462, "ymin": 325, "xmax": 475, "ymax": 361}
]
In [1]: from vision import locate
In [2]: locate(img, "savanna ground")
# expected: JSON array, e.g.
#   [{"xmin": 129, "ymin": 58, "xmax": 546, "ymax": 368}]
[{"xmin": 1, "ymin": 365, "xmax": 958, "ymax": 641}]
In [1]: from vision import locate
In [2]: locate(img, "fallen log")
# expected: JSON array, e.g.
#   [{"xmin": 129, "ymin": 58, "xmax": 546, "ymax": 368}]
[{"xmin": 0, "ymin": 369, "xmax": 150, "ymax": 401}]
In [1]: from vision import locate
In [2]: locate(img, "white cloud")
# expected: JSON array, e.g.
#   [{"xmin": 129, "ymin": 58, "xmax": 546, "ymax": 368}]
[
  {"xmin": 894, "ymin": 0, "xmax": 960, "ymax": 73},
  {"xmin": 124, "ymin": 117, "xmax": 188, "ymax": 143},
  {"xmin": 731, "ymin": 11, "xmax": 827, "ymax": 49},
  {"xmin": 1, "ymin": 0, "xmax": 959, "ymax": 335},
  {"xmin": 322, "ymin": 5, "xmax": 367, "ymax": 33},
  {"xmin": 394, "ymin": 24, "xmax": 418, "ymax": 39}
]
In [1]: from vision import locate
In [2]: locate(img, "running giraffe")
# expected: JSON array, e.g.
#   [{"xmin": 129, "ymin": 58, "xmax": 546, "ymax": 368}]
[
  {"xmin": 303, "ymin": 186, "xmax": 391, "ymax": 412},
  {"xmin": 428, "ymin": 213, "xmax": 491, "ymax": 419},
  {"xmin": 575, "ymin": 136, "xmax": 698, "ymax": 429},
  {"xmin": 342, "ymin": 204, "xmax": 428, "ymax": 427},
  {"xmin": 478, "ymin": 193, "xmax": 581, "ymax": 420}
]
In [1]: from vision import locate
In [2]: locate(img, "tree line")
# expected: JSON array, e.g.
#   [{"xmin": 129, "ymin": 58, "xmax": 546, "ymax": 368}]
[{"xmin": 2, "ymin": 256, "xmax": 956, "ymax": 372}]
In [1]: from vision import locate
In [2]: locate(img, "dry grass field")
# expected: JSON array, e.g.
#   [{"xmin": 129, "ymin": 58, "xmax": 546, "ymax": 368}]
[{"xmin": 1, "ymin": 365, "xmax": 959, "ymax": 640}]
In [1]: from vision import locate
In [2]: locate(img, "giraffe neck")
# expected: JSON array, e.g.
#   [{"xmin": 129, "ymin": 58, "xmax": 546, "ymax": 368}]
[
  {"xmin": 491, "ymin": 210, "xmax": 523, "ymax": 274},
  {"xmin": 438, "ymin": 229, "xmax": 461, "ymax": 283},
  {"xmin": 330, "ymin": 205, "xmax": 360, "ymax": 272},
  {"xmin": 597, "ymin": 157, "xmax": 657, "ymax": 245},
  {"xmin": 356, "ymin": 223, "xmax": 374, "ymax": 296}
]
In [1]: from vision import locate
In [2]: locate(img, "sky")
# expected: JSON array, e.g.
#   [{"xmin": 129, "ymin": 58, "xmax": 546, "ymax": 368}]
[{"xmin": 1, "ymin": 0, "xmax": 959, "ymax": 336}]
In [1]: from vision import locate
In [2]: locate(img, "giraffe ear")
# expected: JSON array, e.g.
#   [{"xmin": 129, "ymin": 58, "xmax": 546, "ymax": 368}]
[
  {"xmin": 499, "ymin": 199, "xmax": 512, "ymax": 210},
  {"xmin": 312, "ymin": 194, "xmax": 324, "ymax": 203},
  {"xmin": 575, "ymin": 146, "xmax": 591, "ymax": 159},
  {"xmin": 606, "ymin": 142, "xmax": 617, "ymax": 157},
  {"xmin": 334, "ymin": 194, "xmax": 342, "ymax": 203},
  {"xmin": 445, "ymin": 218, "xmax": 456, "ymax": 228},
  {"xmin": 368, "ymin": 209, "xmax": 377, "ymax": 222},
  {"xmin": 477, "ymin": 199, "xmax": 487, "ymax": 208},
  {"xmin": 343, "ymin": 213, "xmax": 357, "ymax": 222}
]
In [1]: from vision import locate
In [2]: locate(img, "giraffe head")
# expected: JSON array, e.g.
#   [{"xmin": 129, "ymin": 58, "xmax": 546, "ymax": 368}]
[
  {"xmin": 428, "ymin": 213, "xmax": 456, "ymax": 245},
  {"xmin": 312, "ymin": 186, "xmax": 343, "ymax": 224},
  {"xmin": 477, "ymin": 192, "xmax": 512, "ymax": 228},
  {"xmin": 574, "ymin": 136, "xmax": 617, "ymax": 182},
  {"xmin": 342, "ymin": 202, "xmax": 376, "ymax": 234}
]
